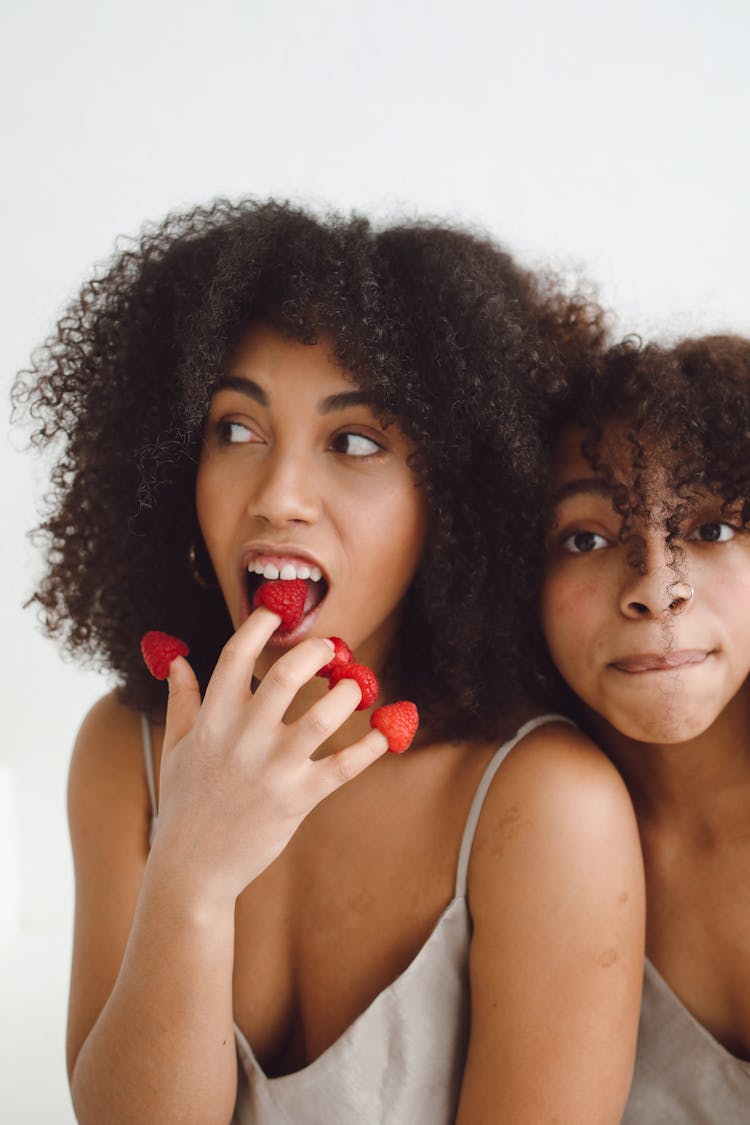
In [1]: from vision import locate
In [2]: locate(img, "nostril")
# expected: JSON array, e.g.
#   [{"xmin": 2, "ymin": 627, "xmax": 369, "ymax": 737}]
[
  {"xmin": 628, "ymin": 601, "xmax": 650, "ymax": 616},
  {"xmin": 667, "ymin": 582, "xmax": 693, "ymax": 613}
]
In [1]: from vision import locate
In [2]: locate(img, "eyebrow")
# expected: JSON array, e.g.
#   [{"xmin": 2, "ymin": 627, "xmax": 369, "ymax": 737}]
[
  {"xmin": 215, "ymin": 375, "xmax": 375, "ymax": 415},
  {"xmin": 550, "ymin": 477, "xmax": 618, "ymax": 505}
]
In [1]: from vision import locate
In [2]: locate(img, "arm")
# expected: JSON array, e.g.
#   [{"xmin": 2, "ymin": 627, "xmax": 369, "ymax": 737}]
[
  {"xmin": 456, "ymin": 725, "xmax": 645, "ymax": 1124},
  {"xmin": 67, "ymin": 609, "xmax": 388, "ymax": 1125}
]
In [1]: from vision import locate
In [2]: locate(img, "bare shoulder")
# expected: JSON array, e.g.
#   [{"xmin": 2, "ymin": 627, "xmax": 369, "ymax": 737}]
[
  {"xmin": 469, "ymin": 718, "xmax": 642, "ymax": 913},
  {"xmin": 68, "ymin": 690, "xmax": 151, "ymax": 832},
  {"xmin": 456, "ymin": 720, "xmax": 644, "ymax": 1122},
  {"xmin": 474, "ymin": 719, "xmax": 637, "ymax": 859},
  {"xmin": 67, "ymin": 691, "xmax": 158, "ymax": 1074}
]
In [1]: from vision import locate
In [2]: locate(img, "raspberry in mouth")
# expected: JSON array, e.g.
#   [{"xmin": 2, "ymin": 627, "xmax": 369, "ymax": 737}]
[{"xmin": 245, "ymin": 558, "xmax": 328, "ymax": 630}]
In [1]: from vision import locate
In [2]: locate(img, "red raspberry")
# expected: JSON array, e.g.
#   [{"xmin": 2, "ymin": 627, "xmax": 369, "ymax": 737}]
[
  {"xmin": 316, "ymin": 636, "xmax": 355, "ymax": 678},
  {"xmin": 329, "ymin": 662, "xmax": 379, "ymax": 710},
  {"xmin": 253, "ymin": 579, "xmax": 307, "ymax": 632},
  {"xmin": 370, "ymin": 701, "xmax": 419, "ymax": 753},
  {"xmin": 140, "ymin": 631, "xmax": 190, "ymax": 680}
]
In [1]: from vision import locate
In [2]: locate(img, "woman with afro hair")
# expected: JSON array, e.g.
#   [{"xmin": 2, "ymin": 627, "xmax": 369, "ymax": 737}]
[
  {"xmin": 14, "ymin": 199, "xmax": 644, "ymax": 1124},
  {"xmin": 541, "ymin": 334, "xmax": 750, "ymax": 1122}
]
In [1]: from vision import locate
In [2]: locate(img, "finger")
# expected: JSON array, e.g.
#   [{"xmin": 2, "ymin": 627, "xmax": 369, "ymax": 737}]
[
  {"xmin": 163, "ymin": 656, "xmax": 202, "ymax": 754},
  {"xmin": 312, "ymin": 728, "xmax": 390, "ymax": 800},
  {"xmin": 201, "ymin": 606, "xmax": 283, "ymax": 712},
  {"xmin": 284, "ymin": 675, "xmax": 363, "ymax": 757},
  {"xmin": 251, "ymin": 637, "xmax": 339, "ymax": 724}
]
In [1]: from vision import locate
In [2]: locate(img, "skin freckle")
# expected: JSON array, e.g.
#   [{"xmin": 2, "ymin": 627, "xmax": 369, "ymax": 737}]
[
  {"xmin": 598, "ymin": 948, "xmax": 620, "ymax": 968},
  {"xmin": 618, "ymin": 891, "xmax": 629, "ymax": 904},
  {"xmin": 488, "ymin": 804, "xmax": 525, "ymax": 858},
  {"xmin": 497, "ymin": 804, "xmax": 522, "ymax": 838}
]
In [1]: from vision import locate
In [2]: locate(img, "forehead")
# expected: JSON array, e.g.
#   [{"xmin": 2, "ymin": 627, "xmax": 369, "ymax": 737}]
[
  {"xmin": 228, "ymin": 321, "xmax": 353, "ymax": 388},
  {"xmin": 549, "ymin": 422, "xmax": 677, "ymax": 510}
]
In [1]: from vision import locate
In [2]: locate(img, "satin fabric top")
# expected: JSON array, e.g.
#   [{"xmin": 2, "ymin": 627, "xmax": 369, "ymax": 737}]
[
  {"xmin": 622, "ymin": 958, "xmax": 750, "ymax": 1124},
  {"xmin": 142, "ymin": 713, "xmax": 569, "ymax": 1125}
]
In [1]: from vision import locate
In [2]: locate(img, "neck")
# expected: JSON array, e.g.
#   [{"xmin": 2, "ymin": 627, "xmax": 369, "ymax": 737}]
[{"xmin": 585, "ymin": 682, "xmax": 750, "ymax": 836}]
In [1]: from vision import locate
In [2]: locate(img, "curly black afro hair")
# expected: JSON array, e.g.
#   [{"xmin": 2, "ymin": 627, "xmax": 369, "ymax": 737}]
[
  {"xmin": 544, "ymin": 333, "xmax": 750, "ymax": 536},
  {"xmin": 13, "ymin": 198, "xmax": 604, "ymax": 738}
]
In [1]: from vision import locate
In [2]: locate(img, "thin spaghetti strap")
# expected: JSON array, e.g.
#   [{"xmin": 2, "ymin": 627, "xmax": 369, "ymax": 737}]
[
  {"xmin": 454, "ymin": 713, "xmax": 576, "ymax": 899},
  {"xmin": 140, "ymin": 713, "xmax": 158, "ymax": 818}
]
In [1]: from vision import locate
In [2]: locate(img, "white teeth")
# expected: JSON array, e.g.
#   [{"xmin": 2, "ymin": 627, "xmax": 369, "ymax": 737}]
[{"xmin": 246, "ymin": 559, "xmax": 324, "ymax": 582}]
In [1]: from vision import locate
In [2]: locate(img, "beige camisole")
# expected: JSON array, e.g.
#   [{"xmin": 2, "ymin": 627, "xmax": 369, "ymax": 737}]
[
  {"xmin": 142, "ymin": 713, "xmax": 568, "ymax": 1124},
  {"xmin": 622, "ymin": 958, "xmax": 750, "ymax": 1122}
]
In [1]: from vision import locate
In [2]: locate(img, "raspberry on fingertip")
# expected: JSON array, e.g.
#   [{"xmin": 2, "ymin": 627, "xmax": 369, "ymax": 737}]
[
  {"xmin": 141, "ymin": 631, "xmax": 190, "ymax": 680},
  {"xmin": 370, "ymin": 701, "xmax": 419, "ymax": 753},
  {"xmin": 316, "ymin": 636, "xmax": 355, "ymax": 678},
  {"xmin": 328, "ymin": 662, "xmax": 379, "ymax": 710}
]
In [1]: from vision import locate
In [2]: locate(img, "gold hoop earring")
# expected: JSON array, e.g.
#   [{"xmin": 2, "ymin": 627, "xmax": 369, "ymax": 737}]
[{"xmin": 188, "ymin": 540, "xmax": 217, "ymax": 590}]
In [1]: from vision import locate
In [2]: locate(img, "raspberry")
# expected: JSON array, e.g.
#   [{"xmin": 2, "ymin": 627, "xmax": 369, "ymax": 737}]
[
  {"xmin": 253, "ymin": 579, "xmax": 307, "ymax": 632},
  {"xmin": 329, "ymin": 662, "xmax": 379, "ymax": 710},
  {"xmin": 316, "ymin": 636, "xmax": 355, "ymax": 678},
  {"xmin": 140, "ymin": 631, "xmax": 189, "ymax": 680},
  {"xmin": 370, "ymin": 701, "xmax": 419, "ymax": 754}
]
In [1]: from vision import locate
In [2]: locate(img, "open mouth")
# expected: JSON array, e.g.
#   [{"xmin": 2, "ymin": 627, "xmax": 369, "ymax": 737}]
[{"xmin": 243, "ymin": 555, "xmax": 329, "ymax": 624}]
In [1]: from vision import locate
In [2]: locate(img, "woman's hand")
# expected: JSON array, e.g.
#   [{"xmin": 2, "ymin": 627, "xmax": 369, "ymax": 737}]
[{"xmin": 150, "ymin": 607, "xmax": 388, "ymax": 906}]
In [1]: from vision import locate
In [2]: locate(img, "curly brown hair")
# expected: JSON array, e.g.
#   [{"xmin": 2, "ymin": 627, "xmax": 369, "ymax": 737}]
[
  {"xmin": 545, "ymin": 333, "xmax": 750, "ymax": 529},
  {"xmin": 13, "ymin": 198, "xmax": 604, "ymax": 738}
]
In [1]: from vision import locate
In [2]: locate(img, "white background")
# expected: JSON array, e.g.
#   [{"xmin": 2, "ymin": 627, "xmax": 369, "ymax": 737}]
[{"xmin": 1, "ymin": 0, "xmax": 749, "ymax": 1119}]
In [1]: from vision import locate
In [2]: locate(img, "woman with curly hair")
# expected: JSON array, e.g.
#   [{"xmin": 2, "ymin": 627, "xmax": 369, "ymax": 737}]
[
  {"xmin": 14, "ymin": 199, "xmax": 644, "ymax": 1124},
  {"xmin": 541, "ymin": 334, "xmax": 750, "ymax": 1122}
]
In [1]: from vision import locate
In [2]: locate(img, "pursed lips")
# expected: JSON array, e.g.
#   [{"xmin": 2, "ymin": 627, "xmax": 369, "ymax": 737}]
[{"xmin": 610, "ymin": 650, "xmax": 709, "ymax": 674}]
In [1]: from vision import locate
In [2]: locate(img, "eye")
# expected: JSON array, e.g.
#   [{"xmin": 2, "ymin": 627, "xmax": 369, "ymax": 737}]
[
  {"xmin": 216, "ymin": 420, "xmax": 259, "ymax": 445},
  {"xmin": 688, "ymin": 521, "xmax": 735, "ymax": 543},
  {"xmin": 330, "ymin": 431, "xmax": 383, "ymax": 457},
  {"xmin": 560, "ymin": 530, "xmax": 609, "ymax": 554}
]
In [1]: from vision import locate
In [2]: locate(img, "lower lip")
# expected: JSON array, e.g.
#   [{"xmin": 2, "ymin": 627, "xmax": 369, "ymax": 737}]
[
  {"xmin": 264, "ymin": 599, "xmax": 326, "ymax": 649},
  {"xmin": 610, "ymin": 653, "xmax": 710, "ymax": 675}
]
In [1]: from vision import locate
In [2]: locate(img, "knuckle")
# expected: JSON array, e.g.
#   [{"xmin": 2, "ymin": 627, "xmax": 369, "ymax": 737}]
[
  {"xmin": 221, "ymin": 635, "xmax": 246, "ymax": 664},
  {"xmin": 306, "ymin": 708, "xmax": 332, "ymax": 740},
  {"xmin": 266, "ymin": 663, "xmax": 296, "ymax": 694},
  {"xmin": 333, "ymin": 755, "xmax": 355, "ymax": 785}
]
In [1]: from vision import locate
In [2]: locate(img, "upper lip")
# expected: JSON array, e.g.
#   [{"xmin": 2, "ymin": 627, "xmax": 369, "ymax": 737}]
[
  {"xmin": 238, "ymin": 543, "xmax": 330, "ymax": 583},
  {"xmin": 610, "ymin": 650, "xmax": 709, "ymax": 673}
]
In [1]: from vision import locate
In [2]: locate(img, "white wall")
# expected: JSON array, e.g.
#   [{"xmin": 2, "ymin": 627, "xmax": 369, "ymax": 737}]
[{"xmin": 2, "ymin": 0, "xmax": 749, "ymax": 1118}]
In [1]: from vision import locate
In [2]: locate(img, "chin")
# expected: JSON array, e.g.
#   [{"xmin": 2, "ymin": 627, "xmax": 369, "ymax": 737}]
[{"xmin": 608, "ymin": 706, "xmax": 716, "ymax": 745}]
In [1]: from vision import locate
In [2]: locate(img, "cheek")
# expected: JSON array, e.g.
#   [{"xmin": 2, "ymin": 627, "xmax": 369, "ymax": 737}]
[
  {"xmin": 541, "ymin": 572, "xmax": 602, "ymax": 660},
  {"xmin": 390, "ymin": 485, "xmax": 427, "ymax": 580},
  {"xmin": 370, "ymin": 474, "xmax": 424, "ymax": 542},
  {"xmin": 195, "ymin": 459, "xmax": 231, "ymax": 557}
]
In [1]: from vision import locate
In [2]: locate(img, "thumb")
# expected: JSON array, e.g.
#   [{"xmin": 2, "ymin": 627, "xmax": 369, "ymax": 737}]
[{"xmin": 163, "ymin": 655, "xmax": 202, "ymax": 755}]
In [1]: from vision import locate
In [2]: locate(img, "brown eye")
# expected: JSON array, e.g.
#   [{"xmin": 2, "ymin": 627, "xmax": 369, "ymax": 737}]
[
  {"xmin": 561, "ymin": 530, "xmax": 608, "ymax": 554},
  {"xmin": 216, "ymin": 420, "xmax": 257, "ymax": 445},
  {"xmin": 689, "ymin": 522, "xmax": 735, "ymax": 543},
  {"xmin": 330, "ymin": 432, "xmax": 382, "ymax": 456}
]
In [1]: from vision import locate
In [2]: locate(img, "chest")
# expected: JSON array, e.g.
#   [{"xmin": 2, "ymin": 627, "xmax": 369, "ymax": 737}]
[
  {"xmin": 230, "ymin": 743, "xmax": 493, "ymax": 1076},
  {"xmin": 644, "ymin": 843, "xmax": 750, "ymax": 1060}
]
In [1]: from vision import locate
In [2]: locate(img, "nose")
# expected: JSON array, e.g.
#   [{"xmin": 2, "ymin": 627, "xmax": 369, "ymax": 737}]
[
  {"xmin": 618, "ymin": 543, "xmax": 693, "ymax": 621},
  {"xmin": 248, "ymin": 447, "xmax": 321, "ymax": 527}
]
